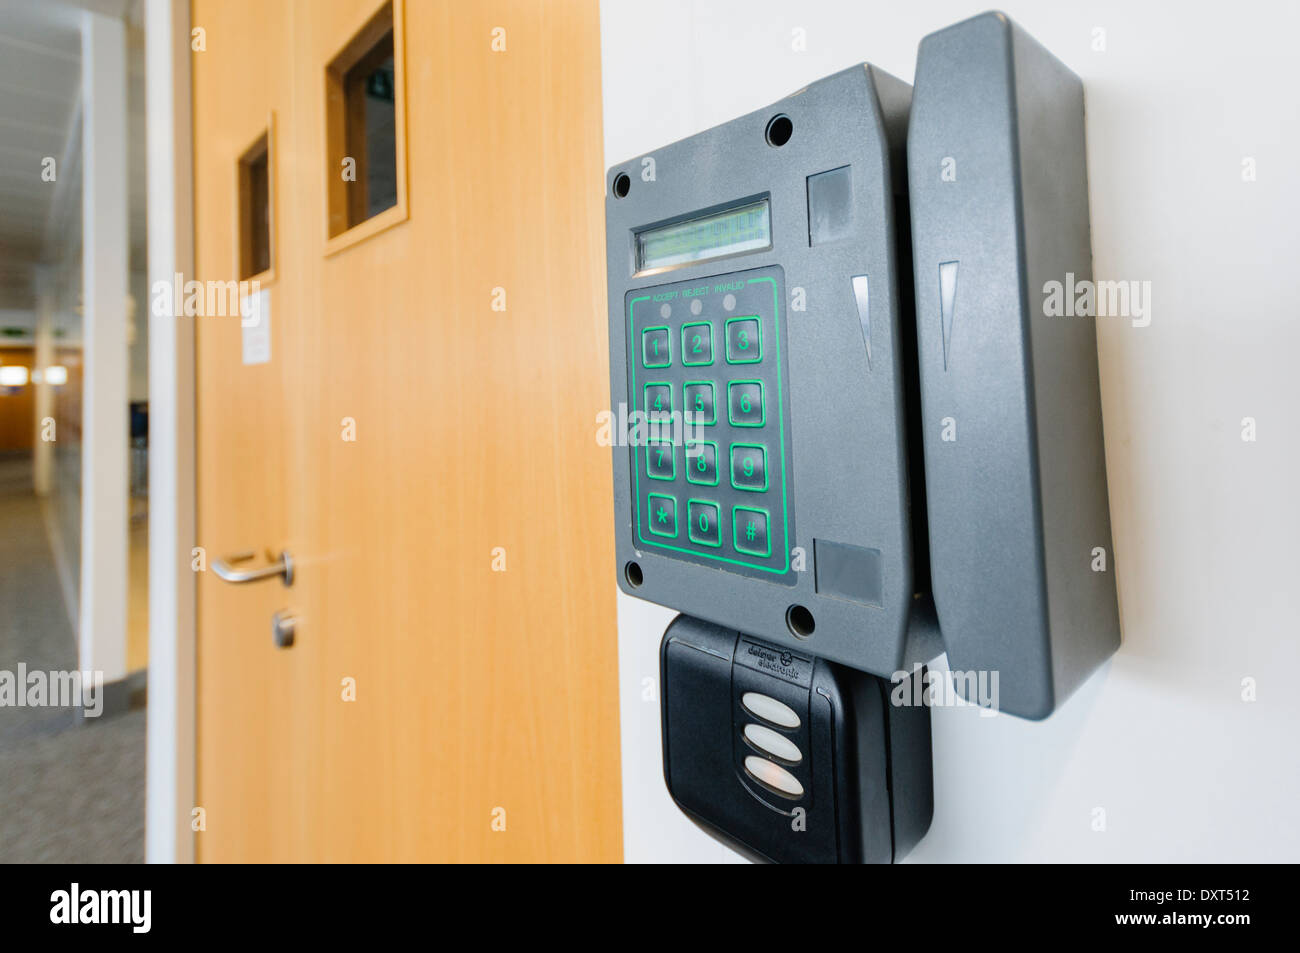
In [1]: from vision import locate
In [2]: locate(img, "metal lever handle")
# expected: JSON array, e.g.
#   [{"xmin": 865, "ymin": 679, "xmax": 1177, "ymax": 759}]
[{"xmin": 212, "ymin": 550, "xmax": 294, "ymax": 587}]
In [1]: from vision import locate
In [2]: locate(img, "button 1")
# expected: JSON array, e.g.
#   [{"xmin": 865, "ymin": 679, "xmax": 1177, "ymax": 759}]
[
  {"xmin": 681, "ymin": 322, "xmax": 714, "ymax": 366},
  {"xmin": 643, "ymin": 382, "xmax": 672, "ymax": 418},
  {"xmin": 687, "ymin": 499, "xmax": 721, "ymax": 547},
  {"xmin": 741, "ymin": 691, "xmax": 801, "ymax": 728},
  {"xmin": 647, "ymin": 493, "xmax": 678, "ymax": 538},
  {"xmin": 733, "ymin": 505, "xmax": 771, "ymax": 557},
  {"xmin": 730, "ymin": 443, "xmax": 768, "ymax": 492},
  {"xmin": 642, "ymin": 326, "xmax": 671, "ymax": 368},
  {"xmin": 685, "ymin": 441, "xmax": 719, "ymax": 486},
  {"xmin": 646, "ymin": 441, "xmax": 675, "ymax": 481},
  {"xmin": 727, "ymin": 380, "xmax": 765, "ymax": 427},
  {"xmin": 683, "ymin": 381, "xmax": 716, "ymax": 425},
  {"xmin": 725, "ymin": 316, "xmax": 762, "ymax": 364}
]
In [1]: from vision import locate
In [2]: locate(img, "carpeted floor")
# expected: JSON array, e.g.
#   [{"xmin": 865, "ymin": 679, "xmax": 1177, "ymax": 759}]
[{"xmin": 0, "ymin": 452, "xmax": 145, "ymax": 863}]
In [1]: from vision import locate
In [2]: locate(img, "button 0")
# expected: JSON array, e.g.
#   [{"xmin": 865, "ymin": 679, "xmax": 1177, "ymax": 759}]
[
  {"xmin": 733, "ymin": 506, "xmax": 771, "ymax": 557},
  {"xmin": 741, "ymin": 691, "xmax": 800, "ymax": 728},
  {"xmin": 687, "ymin": 499, "xmax": 721, "ymax": 547},
  {"xmin": 743, "ymin": 723, "xmax": 802, "ymax": 764},
  {"xmin": 727, "ymin": 380, "xmax": 764, "ymax": 427},
  {"xmin": 725, "ymin": 316, "xmax": 762, "ymax": 363},
  {"xmin": 642, "ymin": 326, "xmax": 671, "ymax": 368},
  {"xmin": 647, "ymin": 493, "xmax": 678, "ymax": 538},
  {"xmin": 730, "ymin": 443, "xmax": 767, "ymax": 492},
  {"xmin": 743, "ymin": 755, "xmax": 804, "ymax": 798}
]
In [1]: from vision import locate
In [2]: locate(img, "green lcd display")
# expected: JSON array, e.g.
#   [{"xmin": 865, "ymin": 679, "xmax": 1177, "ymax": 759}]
[{"xmin": 636, "ymin": 199, "xmax": 772, "ymax": 273}]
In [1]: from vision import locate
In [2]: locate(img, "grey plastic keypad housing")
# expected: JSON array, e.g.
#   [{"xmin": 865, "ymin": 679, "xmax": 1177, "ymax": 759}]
[{"xmin": 606, "ymin": 64, "xmax": 921, "ymax": 678}]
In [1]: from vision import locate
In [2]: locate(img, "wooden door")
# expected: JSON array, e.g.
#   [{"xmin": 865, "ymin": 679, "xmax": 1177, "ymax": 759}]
[{"xmin": 192, "ymin": 0, "xmax": 620, "ymax": 862}]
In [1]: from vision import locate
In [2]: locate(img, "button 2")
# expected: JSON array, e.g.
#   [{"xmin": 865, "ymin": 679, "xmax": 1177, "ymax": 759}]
[
  {"xmin": 743, "ymin": 723, "xmax": 802, "ymax": 763},
  {"xmin": 681, "ymin": 322, "xmax": 714, "ymax": 366},
  {"xmin": 642, "ymin": 326, "xmax": 671, "ymax": 368}
]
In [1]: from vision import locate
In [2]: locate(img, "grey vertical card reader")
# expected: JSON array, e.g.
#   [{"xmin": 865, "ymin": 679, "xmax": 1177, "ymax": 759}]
[
  {"xmin": 605, "ymin": 11, "xmax": 1121, "ymax": 863},
  {"xmin": 909, "ymin": 13, "xmax": 1121, "ymax": 719}
]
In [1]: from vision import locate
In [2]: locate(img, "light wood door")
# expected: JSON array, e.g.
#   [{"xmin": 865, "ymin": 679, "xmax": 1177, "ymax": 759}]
[{"xmin": 193, "ymin": 0, "xmax": 620, "ymax": 862}]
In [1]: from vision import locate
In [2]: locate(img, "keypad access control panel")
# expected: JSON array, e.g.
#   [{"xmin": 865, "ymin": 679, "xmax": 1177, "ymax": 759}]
[
  {"xmin": 606, "ymin": 61, "xmax": 920, "ymax": 679},
  {"xmin": 627, "ymin": 266, "xmax": 794, "ymax": 581}
]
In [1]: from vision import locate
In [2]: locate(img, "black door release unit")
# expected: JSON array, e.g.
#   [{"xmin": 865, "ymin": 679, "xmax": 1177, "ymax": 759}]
[
  {"xmin": 661, "ymin": 616, "xmax": 932, "ymax": 864},
  {"xmin": 605, "ymin": 12, "xmax": 1121, "ymax": 863}
]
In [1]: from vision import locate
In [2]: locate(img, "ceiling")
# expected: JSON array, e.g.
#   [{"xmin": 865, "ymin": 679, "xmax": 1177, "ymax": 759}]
[{"xmin": 0, "ymin": 0, "xmax": 145, "ymax": 316}]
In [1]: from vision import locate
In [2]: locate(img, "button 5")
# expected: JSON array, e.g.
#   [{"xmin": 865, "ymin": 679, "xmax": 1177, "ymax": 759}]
[{"xmin": 683, "ymin": 381, "xmax": 716, "ymax": 425}]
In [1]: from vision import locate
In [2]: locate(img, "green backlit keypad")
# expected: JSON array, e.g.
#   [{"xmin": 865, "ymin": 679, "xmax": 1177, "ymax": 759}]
[{"xmin": 627, "ymin": 268, "xmax": 793, "ymax": 579}]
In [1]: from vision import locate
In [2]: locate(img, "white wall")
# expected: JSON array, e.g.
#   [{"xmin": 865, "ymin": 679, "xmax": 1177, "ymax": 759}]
[
  {"xmin": 79, "ymin": 9, "xmax": 129, "ymax": 684},
  {"xmin": 602, "ymin": 0, "xmax": 1300, "ymax": 862}
]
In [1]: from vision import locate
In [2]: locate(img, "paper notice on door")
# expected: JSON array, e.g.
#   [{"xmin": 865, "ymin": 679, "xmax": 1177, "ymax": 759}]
[{"xmin": 241, "ymin": 288, "xmax": 271, "ymax": 365}]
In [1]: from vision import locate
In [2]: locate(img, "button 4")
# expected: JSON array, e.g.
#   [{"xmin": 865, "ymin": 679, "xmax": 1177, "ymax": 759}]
[{"xmin": 644, "ymin": 382, "xmax": 672, "ymax": 417}]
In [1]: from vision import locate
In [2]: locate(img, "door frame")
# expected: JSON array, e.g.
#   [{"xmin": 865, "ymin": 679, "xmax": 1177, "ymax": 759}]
[{"xmin": 143, "ymin": 0, "xmax": 197, "ymax": 865}]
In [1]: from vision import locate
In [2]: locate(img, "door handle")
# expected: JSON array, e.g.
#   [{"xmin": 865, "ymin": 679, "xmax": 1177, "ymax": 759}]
[{"xmin": 212, "ymin": 550, "xmax": 294, "ymax": 587}]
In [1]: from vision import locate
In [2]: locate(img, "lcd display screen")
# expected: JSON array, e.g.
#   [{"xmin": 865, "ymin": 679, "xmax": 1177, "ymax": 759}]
[{"xmin": 636, "ymin": 199, "xmax": 771, "ymax": 272}]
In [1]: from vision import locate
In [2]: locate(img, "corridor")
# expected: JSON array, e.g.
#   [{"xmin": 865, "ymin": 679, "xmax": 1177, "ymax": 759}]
[{"xmin": 0, "ymin": 453, "xmax": 144, "ymax": 863}]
